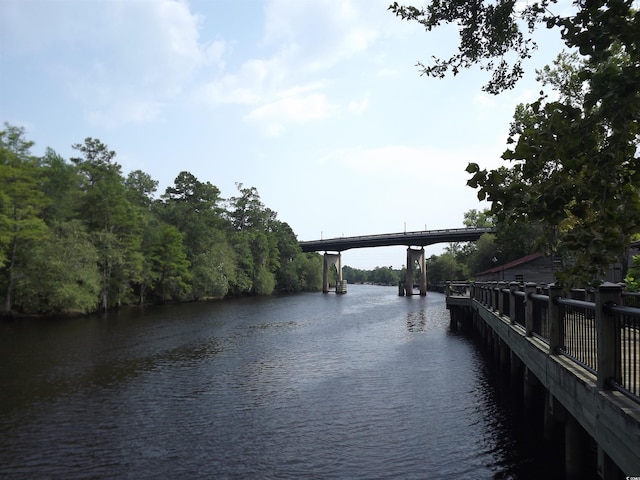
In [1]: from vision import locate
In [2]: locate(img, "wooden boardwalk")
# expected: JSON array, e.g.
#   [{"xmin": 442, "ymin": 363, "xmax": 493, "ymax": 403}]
[{"xmin": 445, "ymin": 282, "xmax": 640, "ymax": 476}]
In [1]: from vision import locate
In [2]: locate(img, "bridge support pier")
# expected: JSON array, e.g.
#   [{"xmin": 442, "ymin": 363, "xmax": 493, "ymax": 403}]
[
  {"xmin": 322, "ymin": 252, "xmax": 345, "ymax": 294},
  {"xmin": 405, "ymin": 247, "xmax": 427, "ymax": 296}
]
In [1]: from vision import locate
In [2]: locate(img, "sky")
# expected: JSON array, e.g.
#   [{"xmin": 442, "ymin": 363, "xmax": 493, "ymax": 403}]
[{"xmin": 0, "ymin": 0, "xmax": 570, "ymax": 269}]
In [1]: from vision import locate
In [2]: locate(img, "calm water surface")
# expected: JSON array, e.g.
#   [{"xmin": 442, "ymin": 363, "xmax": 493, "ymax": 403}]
[{"xmin": 1, "ymin": 285, "xmax": 558, "ymax": 479}]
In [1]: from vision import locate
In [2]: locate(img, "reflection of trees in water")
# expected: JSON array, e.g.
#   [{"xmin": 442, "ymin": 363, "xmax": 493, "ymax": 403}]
[{"xmin": 406, "ymin": 310, "xmax": 427, "ymax": 332}]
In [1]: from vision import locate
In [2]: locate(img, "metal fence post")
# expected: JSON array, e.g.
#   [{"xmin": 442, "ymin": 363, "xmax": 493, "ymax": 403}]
[
  {"xmin": 492, "ymin": 282, "xmax": 498, "ymax": 310},
  {"xmin": 524, "ymin": 282, "xmax": 537, "ymax": 336},
  {"xmin": 509, "ymin": 282, "xmax": 519, "ymax": 325},
  {"xmin": 548, "ymin": 284, "xmax": 563, "ymax": 354},
  {"xmin": 596, "ymin": 282, "xmax": 622, "ymax": 390},
  {"xmin": 498, "ymin": 281, "xmax": 507, "ymax": 315}
]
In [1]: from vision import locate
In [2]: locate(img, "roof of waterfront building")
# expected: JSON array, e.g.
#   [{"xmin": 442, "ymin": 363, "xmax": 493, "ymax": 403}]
[{"xmin": 474, "ymin": 253, "xmax": 545, "ymax": 276}]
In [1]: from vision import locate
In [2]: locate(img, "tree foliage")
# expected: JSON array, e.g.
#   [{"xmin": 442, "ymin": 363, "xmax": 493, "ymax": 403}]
[
  {"xmin": 0, "ymin": 124, "xmax": 49, "ymax": 314},
  {"xmin": 393, "ymin": 0, "xmax": 640, "ymax": 285},
  {"xmin": 0, "ymin": 125, "xmax": 322, "ymax": 316},
  {"xmin": 342, "ymin": 265, "xmax": 401, "ymax": 285}
]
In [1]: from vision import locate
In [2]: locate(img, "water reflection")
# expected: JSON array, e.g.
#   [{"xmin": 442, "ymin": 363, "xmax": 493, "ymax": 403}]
[
  {"xmin": 406, "ymin": 309, "xmax": 427, "ymax": 332},
  {"xmin": 0, "ymin": 286, "xmax": 565, "ymax": 479}
]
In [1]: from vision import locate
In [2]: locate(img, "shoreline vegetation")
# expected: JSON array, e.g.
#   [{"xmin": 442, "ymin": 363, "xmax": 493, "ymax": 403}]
[{"xmin": 0, "ymin": 125, "xmax": 325, "ymax": 318}]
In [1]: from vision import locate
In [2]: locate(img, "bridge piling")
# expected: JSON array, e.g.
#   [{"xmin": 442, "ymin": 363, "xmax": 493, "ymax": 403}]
[
  {"xmin": 322, "ymin": 252, "xmax": 345, "ymax": 294},
  {"xmin": 405, "ymin": 247, "xmax": 427, "ymax": 296}
]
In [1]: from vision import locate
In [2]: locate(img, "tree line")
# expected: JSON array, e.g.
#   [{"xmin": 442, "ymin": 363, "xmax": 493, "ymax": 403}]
[
  {"xmin": 0, "ymin": 126, "xmax": 323, "ymax": 316},
  {"xmin": 342, "ymin": 265, "xmax": 401, "ymax": 285}
]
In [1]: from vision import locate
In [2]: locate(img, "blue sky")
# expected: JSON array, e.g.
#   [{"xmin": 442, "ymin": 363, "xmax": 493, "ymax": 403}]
[{"xmin": 0, "ymin": 0, "xmax": 569, "ymax": 269}]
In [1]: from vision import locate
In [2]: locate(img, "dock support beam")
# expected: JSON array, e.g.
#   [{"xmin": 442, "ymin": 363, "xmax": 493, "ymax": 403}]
[
  {"xmin": 405, "ymin": 247, "xmax": 427, "ymax": 296},
  {"xmin": 322, "ymin": 252, "xmax": 344, "ymax": 294},
  {"xmin": 565, "ymin": 414, "xmax": 587, "ymax": 479}
]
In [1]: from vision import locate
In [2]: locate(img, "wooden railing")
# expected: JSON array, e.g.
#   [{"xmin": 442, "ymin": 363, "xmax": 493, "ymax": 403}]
[{"xmin": 465, "ymin": 281, "xmax": 640, "ymax": 403}]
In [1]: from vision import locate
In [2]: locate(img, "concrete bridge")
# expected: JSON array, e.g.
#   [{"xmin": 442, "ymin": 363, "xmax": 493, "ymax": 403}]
[
  {"xmin": 446, "ymin": 282, "xmax": 640, "ymax": 479},
  {"xmin": 299, "ymin": 227, "xmax": 493, "ymax": 295}
]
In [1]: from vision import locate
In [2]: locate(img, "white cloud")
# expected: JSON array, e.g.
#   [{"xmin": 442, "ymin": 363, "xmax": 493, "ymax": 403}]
[
  {"xmin": 198, "ymin": 56, "xmax": 286, "ymax": 106},
  {"xmin": 261, "ymin": 0, "xmax": 384, "ymax": 71},
  {"xmin": 319, "ymin": 144, "xmax": 497, "ymax": 180},
  {"xmin": 347, "ymin": 96, "xmax": 369, "ymax": 114},
  {"xmin": 88, "ymin": 100, "xmax": 164, "ymax": 128},
  {"xmin": 197, "ymin": 0, "xmax": 402, "ymax": 136},
  {"xmin": 244, "ymin": 88, "xmax": 334, "ymax": 137},
  {"xmin": 377, "ymin": 68, "xmax": 397, "ymax": 77},
  {"xmin": 3, "ymin": 0, "xmax": 225, "ymax": 128}
]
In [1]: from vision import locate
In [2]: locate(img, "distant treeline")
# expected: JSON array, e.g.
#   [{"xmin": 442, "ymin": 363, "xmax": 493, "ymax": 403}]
[
  {"xmin": 342, "ymin": 265, "xmax": 401, "ymax": 285},
  {"xmin": 0, "ymin": 124, "xmax": 323, "ymax": 316}
]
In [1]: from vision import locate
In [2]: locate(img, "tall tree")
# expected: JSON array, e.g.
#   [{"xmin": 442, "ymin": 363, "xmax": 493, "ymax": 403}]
[
  {"xmin": 160, "ymin": 171, "xmax": 225, "ymax": 257},
  {"xmin": 0, "ymin": 124, "xmax": 49, "ymax": 315},
  {"xmin": 145, "ymin": 222, "xmax": 191, "ymax": 303},
  {"xmin": 227, "ymin": 184, "xmax": 280, "ymax": 295},
  {"xmin": 227, "ymin": 183, "xmax": 275, "ymax": 231},
  {"xmin": 71, "ymin": 138, "xmax": 142, "ymax": 309},
  {"xmin": 125, "ymin": 170, "xmax": 159, "ymax": 209},
  {"xmin": 40, "ymin": 148, "xmax": 82, "ymax": 224},
  {"xmin": 13, "ymin": 221, "xmax": 100, "ymax": 314}
]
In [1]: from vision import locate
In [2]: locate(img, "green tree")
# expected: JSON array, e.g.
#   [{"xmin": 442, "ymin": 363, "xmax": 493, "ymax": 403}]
[
  {"xmin": 427, "ymin": 253, "xmax": 468, "ymax": 285},
  {"xmin": 249, "ymin": 231, "xmax": 277, "ymax": 295},
  {"xmin": 272, "ymin": 221, "xmax": 307, "ymax": 292},
  {"xmin": 13, "ymin": 221, "xmax": 100, "ymax": 314},
  {"xmin": 625, "ymin": 255, "xmax": 640, "ymax": 292},
  {"xmin": 226, "ymin": 184, "xmax": 280, "ymax": 295},
  {"xmin": 146, "ymin": 222, "xmax": 191, "ymax": 303},
  {"xmin": 463, "ymin": 208, "xmax": 494, "ymax": 228},
  {"xmin": 394, "ymin": 0, "xmax": 640, "ymax": 285},
  {"xmin": 189, "ymin": 227, "xmax": 237, "ymax": 300},
  {"xmin": 468, "ymin": 44, "xmax": 639, "ymax": 284},
  {"xmin": 379, "ymin": 266, "xmax": 401, "ymax": 285},
  {"xmin": 125, "ymin": 170, "xmax": 159, "ymax": 209},
  {"xmin": 296, "ymin": 253, "xmax": 323, "ymax": 291},
  {"xmin": 0, "ymin": 124, "xmax": 49, "ymax": 315},
  {"xmin": 71, "ymin": 138, "xmax": 143, "ymax": 309},
  {"xmin": 343, "ymin": 265, "xmax": 368, "ymax": 284},
  {"xmin": 160, "ymin": 171, "xmax": 225, "ymax": 257},
  {"xmin": 40, "ymin": 148, "xmax": 82, "ymax": 224},
  {"xmin": 227, "ymin": 183, "xmax": 275, "ymax": 231},
  {"xmin": 467, "ymin": 233, "xmax": 499, "ymax": 275}
]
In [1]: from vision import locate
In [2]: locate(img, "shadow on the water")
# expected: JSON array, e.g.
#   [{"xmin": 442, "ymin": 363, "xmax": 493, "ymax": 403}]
[{"xmin": 455, "ymin": 327, "xmax": 600, "ymax": 480}]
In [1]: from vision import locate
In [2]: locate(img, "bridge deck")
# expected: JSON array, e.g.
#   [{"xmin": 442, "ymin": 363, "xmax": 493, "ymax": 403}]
[{"xmin": 299, "ymin": 227, "xmax": 494, "ymax": 252}]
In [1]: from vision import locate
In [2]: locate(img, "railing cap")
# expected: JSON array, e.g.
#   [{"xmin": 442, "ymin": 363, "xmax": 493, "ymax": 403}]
[
  {"xmin": 547, "ymin": 282, "xmax": 563, "ymax": 290},
  {"xmin": 598, "ymin": 281, "xmax": 623, "ymax": 291}
]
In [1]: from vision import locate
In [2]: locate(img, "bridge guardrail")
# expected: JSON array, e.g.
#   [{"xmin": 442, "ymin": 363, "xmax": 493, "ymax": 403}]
[{"xmin": 299, "ymin": 227, "xmax": 495, "ymax": 251}]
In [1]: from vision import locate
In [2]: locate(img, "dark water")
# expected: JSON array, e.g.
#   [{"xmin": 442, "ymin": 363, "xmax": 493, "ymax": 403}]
[{"xmin": 0, "ymin": 285, "xmax": 561, "ymax": 479}]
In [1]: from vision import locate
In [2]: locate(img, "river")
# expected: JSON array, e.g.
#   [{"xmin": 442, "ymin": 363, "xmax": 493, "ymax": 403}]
[{"xmin": 0, "ymin": 285, "xmax": 564, "ymax": 479}]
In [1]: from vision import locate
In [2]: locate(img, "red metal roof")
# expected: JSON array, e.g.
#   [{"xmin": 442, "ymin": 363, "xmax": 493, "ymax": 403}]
[{"xmin": 474, "ymin": 253, "xmax": 544, "ymax": 276}]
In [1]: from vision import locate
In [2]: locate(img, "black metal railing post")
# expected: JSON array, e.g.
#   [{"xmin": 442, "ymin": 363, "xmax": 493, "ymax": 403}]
[
  {"xmin": 489, "ymin": 282, "xmax": 498, "ymax": 310},
  {"xmin": 498, "ymin": 281, "xmax": 507, "ymax": 316},
  {"xmin": 525, "ymin": 282, "xmax": 537, "ymax": 336},
  {"xmin": 509, "ymin": 282, "xmax": 519, "ymax": 325},
  {"xmin": 549, "ymin": 284, "xmax": 564, "ymax": 354},
  {"xmin": 596, "ymin": 282, "xmax": 622, "ymax": 390}
]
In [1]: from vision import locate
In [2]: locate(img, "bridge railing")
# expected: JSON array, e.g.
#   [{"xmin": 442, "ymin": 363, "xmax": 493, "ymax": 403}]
[
  {"xmin": 312, "ymin": 227, "xmax": 493, "ymax": 242},
  {"xmin": 465, "ymin": 281, "xmax": 640, "ymax": 404}
]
